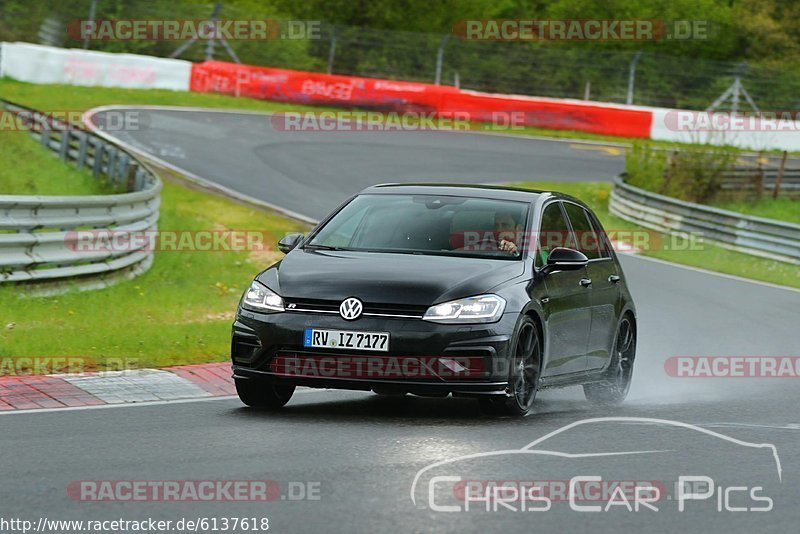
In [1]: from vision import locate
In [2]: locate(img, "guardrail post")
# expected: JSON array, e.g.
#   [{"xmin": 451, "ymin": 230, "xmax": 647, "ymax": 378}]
[
  {"xmin": 58, "ymin": 130, "xmax": 71, "ymax": 161},
  {"xmin": 76, "ymin": 131, "xmax": 89, "ymax": 168},
  {"xmin": 118, "ymin": 154, "xmax": 130, "ymax": 187},
  {"xmin": 754, "ymin": 153, "xmax": 764, "ymax": 201},
  {"xmin": 660, "ymin": 151, "xmax": 678, "ymax": 195},
  {"xmin": 773, "ymin": 151, "xmax": 787, "ymax": 199},
  {"xmin": 125, "ymin": 163, "xmax": 138, "ymax": 192},
  {"xmin": 40, "ymin": 129, "xmax": 50, "ymax": 149},
  {"xmin": 106, "ymin": 147, "xmax": 118, "ymax": 183},
  {"xmin": 92, "ymin": 140, "xmax": 105, "ymax": 177}
]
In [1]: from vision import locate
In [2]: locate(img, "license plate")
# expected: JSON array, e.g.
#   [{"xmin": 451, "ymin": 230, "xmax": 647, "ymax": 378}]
[{"xmin": 303, "ymin": 328, "xmax": 389, "ymax": 352}]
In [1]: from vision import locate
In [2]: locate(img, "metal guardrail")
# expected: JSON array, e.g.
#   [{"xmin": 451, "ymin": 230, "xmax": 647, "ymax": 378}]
[
  {"xmin": 649, "ymin": 148, "xmax": 800, "ymax": 195},
  {"xmin": 0, "ymin": 100, "xmax": 162, "ymax": 289},
  {"xmin": 719, "ymin": 167, "xmax": 800, "ymax": 194},
  {"xmin": 609, "ymin": 174, "xmax": 800, "ymax": 264}
]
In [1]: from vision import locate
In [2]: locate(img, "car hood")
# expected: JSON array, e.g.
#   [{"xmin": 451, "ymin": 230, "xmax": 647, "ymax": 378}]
[{"xmin": 256, "ymin": 248, "xmax": 525, "ymax": 306}]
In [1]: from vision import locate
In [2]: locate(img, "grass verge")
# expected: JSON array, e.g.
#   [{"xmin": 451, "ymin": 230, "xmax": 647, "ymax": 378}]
[
  {"xmin": 512, "ymin": 181, "xmax": 800, "ymax": 290},
  {"xmin": 711, "ymin": 197, "xmax": 800, "ymax": 225},
  {"xmin": 0, "ymin": 130, "xmax": 121, "ymax": 196},
  {"xmin": 0, "ymin": 178, "xmax": 308, "ymax": 373}
]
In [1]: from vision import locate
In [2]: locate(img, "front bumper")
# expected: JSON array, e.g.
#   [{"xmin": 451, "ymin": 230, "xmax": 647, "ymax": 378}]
[{"xmin": 231, "ymin": 307, "xmax": 518, "ymax": 397}]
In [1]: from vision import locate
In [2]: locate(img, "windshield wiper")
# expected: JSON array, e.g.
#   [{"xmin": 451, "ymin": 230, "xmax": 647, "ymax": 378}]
[{"xmin": 303, "ymin": 244, "xmax": 347, "ymax": 251}]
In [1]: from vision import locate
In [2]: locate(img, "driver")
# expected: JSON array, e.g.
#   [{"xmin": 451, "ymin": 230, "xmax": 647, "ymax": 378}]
[{"xmin": 494, "ymin": 210, "xmax": 523, "ymax": 254}]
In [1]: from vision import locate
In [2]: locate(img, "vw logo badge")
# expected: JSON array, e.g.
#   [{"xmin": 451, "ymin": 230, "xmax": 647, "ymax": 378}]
[{"xmin": 339, "ymin": 297, "xmax": 363, "ymax": 320}]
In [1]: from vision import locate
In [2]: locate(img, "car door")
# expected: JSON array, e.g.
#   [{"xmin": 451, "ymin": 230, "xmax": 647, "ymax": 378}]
[
  {"xmin": 534, "ymin": 201, "xmax": 592, "ymax": 377},
  {"xmin": 562, "ymin": 202, "xmax": 621, "ymax": 371}
]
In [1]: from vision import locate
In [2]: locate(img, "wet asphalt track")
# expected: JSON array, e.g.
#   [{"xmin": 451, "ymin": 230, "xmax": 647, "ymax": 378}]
[{"xmin": 1, "ymin": 108, "xmax": 798, "ymax": 533}]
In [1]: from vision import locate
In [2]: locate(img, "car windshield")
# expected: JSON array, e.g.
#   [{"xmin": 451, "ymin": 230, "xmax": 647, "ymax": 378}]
[{"xmin": 307, "ymin": 193, "xmax": 530, "ymax": 259}]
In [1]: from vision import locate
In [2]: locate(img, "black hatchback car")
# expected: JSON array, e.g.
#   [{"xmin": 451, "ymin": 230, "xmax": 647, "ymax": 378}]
[{"xmin": 232, "ymin": 184, "xmax": 636, "ymax": 415}]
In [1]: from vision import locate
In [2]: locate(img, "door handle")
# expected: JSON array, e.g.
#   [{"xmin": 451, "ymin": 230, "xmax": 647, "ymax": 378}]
[
  {"xmin": 608, "ymin": 275, "xmax": 621, "ymax": 283},
  {"xmin": 579, "ymin": 278, "xmax": 592, "ymax": 287}
]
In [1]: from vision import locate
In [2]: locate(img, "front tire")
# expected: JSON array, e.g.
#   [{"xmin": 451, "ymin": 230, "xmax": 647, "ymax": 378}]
[
  {"xmin": 235, "ymin": 378, "xmax": 295, "ymax": 409},
  {"xmin": 480, "ymin": 317, "xmax": 541, "ymax": 416},
  {"xmin": 584, "ymin": 316, "xmax": 636, "ymax": 405}
]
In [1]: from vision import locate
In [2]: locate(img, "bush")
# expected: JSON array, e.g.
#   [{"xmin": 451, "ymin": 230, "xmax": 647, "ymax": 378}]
[{"xmin": 626, "ymin": 142, "xmax": 739, "ymax": 204}]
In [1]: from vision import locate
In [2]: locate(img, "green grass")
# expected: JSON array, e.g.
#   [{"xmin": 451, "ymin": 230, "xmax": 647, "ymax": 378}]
[
  {"xmin": 512, "ymin": 181, "xmax": 800, "ymax": 289},
  {"xmin": 711, "ymin": 197, "xmax": 800, "ymax": 225},
  {"xmin": 0, "ymin": 179, "xmax": 309, "ymax": 372},
  {"xmin": 0, "ymin": 131, "xmax": 121, "ymax": 196}
]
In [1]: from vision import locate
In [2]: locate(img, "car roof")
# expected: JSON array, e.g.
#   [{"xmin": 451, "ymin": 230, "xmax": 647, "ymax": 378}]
[{"xmin": 359, "ymin": 183, "xmax": 589, "ymax": 208}]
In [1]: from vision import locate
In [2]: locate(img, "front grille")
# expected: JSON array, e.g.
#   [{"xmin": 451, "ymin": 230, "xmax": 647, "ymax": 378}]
[{"xmin": 283, "ymin": 298, "xmax": 426, "ymax": 319}]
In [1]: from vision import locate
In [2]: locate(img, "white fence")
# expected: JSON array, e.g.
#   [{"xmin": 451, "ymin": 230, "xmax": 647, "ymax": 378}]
[{"xmin": 0, "ymin": 42, "xmax": 191, "ymax": 90}]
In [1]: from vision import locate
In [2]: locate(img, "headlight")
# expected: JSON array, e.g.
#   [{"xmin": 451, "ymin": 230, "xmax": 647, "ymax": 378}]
[
  {"xmin": 242, "ymin": 280, "xmax": 284, "ymax": 312},
  {"xmin": 423, "ymin": 294, "xmax": 506, "ymax": 324}
]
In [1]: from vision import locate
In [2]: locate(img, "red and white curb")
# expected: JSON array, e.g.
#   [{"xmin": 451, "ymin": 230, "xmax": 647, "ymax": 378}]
[{"xmin": 0, "ymin": 363, "xmax": 236, "ymax": 412}]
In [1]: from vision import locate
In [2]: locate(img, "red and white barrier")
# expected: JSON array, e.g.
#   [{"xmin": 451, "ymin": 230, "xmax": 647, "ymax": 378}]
[
  {"xmin": 649, "ymin": 107, "xmax": 800, "ymax": 152},
  {"xmin": 189, "ymin": 60, "xmax": 459, "ymax": 110},
  {"xmin": 3, "ymin": 44, "xmax": 799, "ymax": 151},
  {"xmin": 0, "ymin": 42, "xmax": 191, "ymax": 91},
  {"xmin": 190, "ymin": 60, "xmax": 800, "ymax": 149},
  {"xmin": 189, "ymin": 60, "xmax": 653, "ymax": 138}
]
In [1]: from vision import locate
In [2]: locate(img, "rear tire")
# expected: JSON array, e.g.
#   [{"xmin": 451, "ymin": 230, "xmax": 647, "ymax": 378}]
[
  {"xmin": 235, "ymin": 378, "xmax": 295, "ymax": 409},
  {"xmin": 584, "ymin": 316, "xmax": 635, "ymax": 405}
]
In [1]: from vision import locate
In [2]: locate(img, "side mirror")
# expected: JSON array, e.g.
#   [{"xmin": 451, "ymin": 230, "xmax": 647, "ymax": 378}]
[
  {"xmin": 541, "ymin": 247, "xmax": 588, "ymax": 275},
  {"xmin": 278, "ymin": 233, "xmax": 304, "ymax": 253}
]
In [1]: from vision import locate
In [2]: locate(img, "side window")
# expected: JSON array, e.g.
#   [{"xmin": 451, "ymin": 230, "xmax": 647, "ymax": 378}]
[
  {"xmin": 536, "ymin": 202, "xmax": 570, "ymax": 267},
  {"xmin": 563, "ymin": 202, "xmax": 601, "ymax": 260},
  {"xmin": 586, "ymin": 210, "xmax": 612, "ymax": 258}
]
